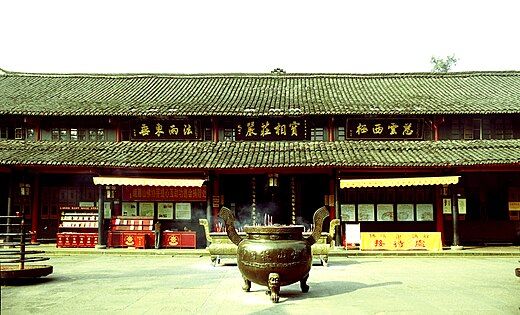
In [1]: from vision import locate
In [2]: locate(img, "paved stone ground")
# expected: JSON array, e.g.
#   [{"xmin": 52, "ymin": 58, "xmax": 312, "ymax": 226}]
[{"xmin": 2, "ymin": 255, "xmax": 519, "ymax": 314}]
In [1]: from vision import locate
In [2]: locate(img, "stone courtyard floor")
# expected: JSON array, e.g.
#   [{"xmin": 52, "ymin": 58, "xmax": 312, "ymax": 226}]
[{"xmin": 2, "ymin": 254, "xmax": 519, "ymax": 314}]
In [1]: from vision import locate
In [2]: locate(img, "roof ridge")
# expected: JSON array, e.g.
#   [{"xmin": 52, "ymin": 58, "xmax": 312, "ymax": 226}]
[{"xmin": 3, "ymin": 70, "xmax": 520, "ymax": 79}]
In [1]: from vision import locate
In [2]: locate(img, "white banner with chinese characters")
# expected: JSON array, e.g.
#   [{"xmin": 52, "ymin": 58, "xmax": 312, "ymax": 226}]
[
  {"xmin": 360, "ymin": 232, "xmax": 442, "ymax": 251},
  {"xmin": 442, "ymin": 198, "xmax": 467, "ymax": 214}
]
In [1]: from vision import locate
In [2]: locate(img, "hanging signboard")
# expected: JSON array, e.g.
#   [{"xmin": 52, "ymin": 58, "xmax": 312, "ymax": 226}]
[
  {"xmin": 344, "ymin": 223, "xmax": 361, "ymax": 245},
  {"xmin": 397, "ymin": 204, "xmax": 414, "ymax": 221},
  {"xmin": 376, "ymin": 204, "xmax": 394, "ymax": 221},
  {"xmin": 346, "ymin": 118, "xmax": 424, "ymax": 140},
  {"xmin": 509, "ymin": 201, "xmax": 520, "ymax": 211},
  {"xmin": 123, "ymin": 186, "xmax": 206, "ymax": 202},
  {"xmin": 139, "ymin": 202, "xmax": 154, "ymax": 217},
  {"xmin": 416, "ymin": 204, "xmax": 434, "ymax": 221},
  {"xmin": 442, "ymin": 198, "xmax": 452, "ymax": 214},
  {"xmin": 122, "ymin": 202, "xmax": 137, "ymax": 216},
  {"xmin": 443, "ymin": 198, "xmax": 467, "ymax": 214},
  {"xmin": 358, "ymin": 204, "xmax": 375, "ymax": 221},
  {"xmin": 175, "ymin": 202, "xmax": 192, "ymax": 220},
  {"xmin": 158, "ymin": 203, "xmax": 174, "ymax": 219},
  {"xmin": 131, "ymin": 119, "xmax": 201, "ymax": 140},
  {"xmin": 458, "ymin": 198, "xmax": 467, "ymax": 215},
  {"xmin": 340, "ymin": 204, "xmax": 356, "ymax": 222},
  {"xmin": 360, "ymin": 232, "xmax": 442, "ymax": 251},
  {"xmin": 234, "ymin": 118, "xmax": 307, "ymax": 140}
]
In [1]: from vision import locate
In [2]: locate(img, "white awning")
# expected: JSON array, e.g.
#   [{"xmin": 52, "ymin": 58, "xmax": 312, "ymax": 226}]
[
  {"xmin": 93, "ymin": 176, "xmax": 205, "ymax": 187},
  {"xmin": 340, "ymin": 176, "xmax": 460, "ymax": 189}
]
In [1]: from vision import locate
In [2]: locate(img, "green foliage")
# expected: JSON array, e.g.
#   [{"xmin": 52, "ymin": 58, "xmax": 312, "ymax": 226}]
[{"xmin": 431, "ymin": 55, "xmax": 458, "ymax": 73}]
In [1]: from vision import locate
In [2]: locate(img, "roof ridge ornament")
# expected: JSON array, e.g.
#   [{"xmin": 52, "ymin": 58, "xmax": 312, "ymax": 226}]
[{"xmin": 271, "ymin": 68, "xmax": 286, "ymax": 75}]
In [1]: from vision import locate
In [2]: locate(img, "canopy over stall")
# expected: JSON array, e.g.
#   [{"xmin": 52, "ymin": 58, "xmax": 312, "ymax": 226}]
[
  {"xmin": 93, "ymin": 177, "xmax": 205, "ymax": 187},
  {"xmin": 340, "ymin": 176, "xmax": 460, "ymax": 189}
]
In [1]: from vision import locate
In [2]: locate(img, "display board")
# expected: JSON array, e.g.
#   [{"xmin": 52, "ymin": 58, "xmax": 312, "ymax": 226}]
[
  {"xmin": 175, "ymin": 203, "xmax": 192, "ymax": 220},
  {"xmin": 360, "ymin": 232, "xmax": 442, "ymax": 251}
]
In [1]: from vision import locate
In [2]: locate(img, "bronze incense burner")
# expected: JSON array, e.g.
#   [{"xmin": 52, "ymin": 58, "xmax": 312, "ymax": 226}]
[{"xmin": 219, "ymin": 206, "xmax": 328, "ymax": 303}]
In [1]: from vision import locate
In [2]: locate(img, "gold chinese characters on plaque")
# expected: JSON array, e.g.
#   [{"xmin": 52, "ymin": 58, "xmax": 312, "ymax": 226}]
[
  {"xmin": 131, "ymin": 120, "xmax": 201, "ymax": 140},
  {"xmin": 235, "ymin": 118, "xmax": 307, "ymax": 140},
  {"xmin": 347, "ymin": 118, "xmax": 424, "ymax": 140}
]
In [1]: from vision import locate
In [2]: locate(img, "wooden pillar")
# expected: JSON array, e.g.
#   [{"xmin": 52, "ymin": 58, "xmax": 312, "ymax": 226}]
[
  {"xmin": 96, "ymin": 185, "xmax": 106, "ymax": 248},
  {"xmin": 432, "ymin": 117, "xmax": 445, "ymax": 141},
  {"xmin": 35, "ymin": 120, "xmax": 41, "ymax": 141},
  {"xmin": 328, "ymin": 117, "xmax": 334, "ymax": 142},
  {"xmin": 435, "ymin": 185, "xmax": 445, "ymax": 244},
  {"xmin": 115, "ymin": 121, "xmax": 121, "ymax": 142},
  {"xmin": 334, "ymin": 174, "xmax": 342, "ymax": 245},
  {"xmin": 30, "ymin": 174, "xmax": 40, "ymax": 243},
  {"xmin": 6, "ymin": 172, "xmax": 13, "ymax": 243},
  {"xmin": 451, "ymin": 188, "xmax": 460, "ymax": 247},
  {"xmin": 212, "ymin": 119, "xmax": 219, "ymax": 142},
  {"xmin": 212, "ymin": 176, "xmax": 220, "ymax": 229},
  {"xmin": 206, "ymin": 178, "xmax": 212, "ymax": 225},
  {"xmin": 328, "ymin": 177, "xmax": 336, "ymax": 219},
  {"xmin": 290, "ymin": 176, "xmax": 296, "ymax": 225}
]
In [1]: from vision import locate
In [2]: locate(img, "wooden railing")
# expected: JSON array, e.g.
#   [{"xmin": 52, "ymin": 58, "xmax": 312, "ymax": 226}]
[{"xmin": 0, "ymin": 213, "xmax": 49, "ymax": 270}]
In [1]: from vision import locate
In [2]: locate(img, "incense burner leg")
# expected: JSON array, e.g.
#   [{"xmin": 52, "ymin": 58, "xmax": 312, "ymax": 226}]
[
  {"xmin": 242, "ymin": 275, "xmax": 251, "ymax": 292},
  {"xmin": 321, "ymin": 255, "xmax": 329, "ymax": 267},
  {"xmin": 268, "ymin": 273, "xmax": 280, "ymax": 303},
  {"xmin": 300, "ymin": 274, "xmax": 309, "ymax": 293},
  {"xmin": 210, "ymin": 256, "xmax": 217, "ymax": 267}
]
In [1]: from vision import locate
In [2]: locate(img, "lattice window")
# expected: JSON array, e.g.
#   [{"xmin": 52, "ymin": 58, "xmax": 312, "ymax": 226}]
[
  {"xmin": 310, "ymin": 127, "xmax": 324, "ymax": 141},
  {"xmin": 223, "ymin": 128, "xmax": 235, "ymax": 141},
  {"xmin": 337, "ymin": 126, "xmax": 346, "ymax": 140}
]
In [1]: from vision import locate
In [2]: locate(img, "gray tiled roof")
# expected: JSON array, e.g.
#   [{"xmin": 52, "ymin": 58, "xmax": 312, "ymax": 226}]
[
  {"xmin": 1, "ymin": 71, "xmax": 519, "ymax": 116},
  {"xmin": 1, "ymin": 139, "xmax": 518, "ymax": 169}
]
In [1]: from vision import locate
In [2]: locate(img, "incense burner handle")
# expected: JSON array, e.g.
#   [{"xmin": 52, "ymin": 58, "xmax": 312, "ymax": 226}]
[
  {"xmin": 219, "ymin": 207, "xmax": 243, "ymax": 246},
  {"xmin": 305, "ymin": 206, "xmax": 329, "ymax": 246}
]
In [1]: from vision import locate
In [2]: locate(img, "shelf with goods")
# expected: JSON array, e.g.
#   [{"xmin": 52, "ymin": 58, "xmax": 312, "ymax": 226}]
[
  {"xmin": 56, "ymin": 206, "xmax": 98, "ymax": 248},
  {"xmin": 107, "ymin": 217, "xmax": 154, "ymax": 249}
]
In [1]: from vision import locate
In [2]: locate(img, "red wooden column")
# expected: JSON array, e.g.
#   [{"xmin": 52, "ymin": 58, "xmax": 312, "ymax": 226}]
[
  {"xmin": 115, "ymin": 121, "xmax": 122, "ymax": 142},
  {"xmin": 211, "ymin": 118, "xmax": 219, "ymax": 230},
  {"xmin": 327, "ymin": 119, "xmax": 337, "ymax": 220},
  {"xmin": 31, "ymin": 174, "xmax": 40, "ymax": 243},
  {"xmin": 212, "ymin": 119, "xmax": 219, "ymax": 142},
  {"xmin": 435, "ymin": 185, "xmax": 445, "ymax": 244},
  {"xmin": 212, "ymin": 176, "xmax": 220, "ymax": 229},
  {"xmin": 328, "ymin": 117, "xmax": 335, "ymax": 142},
  {"xmin": 35, "ymin": 120, "xmax": 41, "ymax": 141},
  {"xmin": 328, "ymin": 178, "xmax": 336, "ymax": 219}
]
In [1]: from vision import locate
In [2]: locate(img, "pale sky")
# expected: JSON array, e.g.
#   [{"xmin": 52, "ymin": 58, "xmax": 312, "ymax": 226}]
[{"xmin": 1, "ymin": 0, "xmax": 519, "ymax": 74}]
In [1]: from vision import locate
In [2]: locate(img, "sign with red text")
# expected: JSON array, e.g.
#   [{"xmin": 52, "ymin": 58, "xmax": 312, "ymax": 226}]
[{"xmin": 360, "ymin": 232, "xmax": 442, "ymax": 251}]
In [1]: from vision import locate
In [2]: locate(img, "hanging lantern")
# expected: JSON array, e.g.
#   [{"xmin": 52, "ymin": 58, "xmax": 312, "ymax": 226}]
[
  {"xmin": 105, "ymin": 185, "xmax": 116, "ymax": 199},
  {"xmin": 268, "ymin": 173, "xmax": 279, "ymax": 188},
  {"xmin": 19, "ymin": 183, "xmax": 31, "ymax": 196}
]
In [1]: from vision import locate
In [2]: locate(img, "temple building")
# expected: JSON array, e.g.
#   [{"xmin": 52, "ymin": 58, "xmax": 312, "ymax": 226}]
[{"xmin": 1, "ymin": 68, "xmax": 519, "ymax": 249}]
